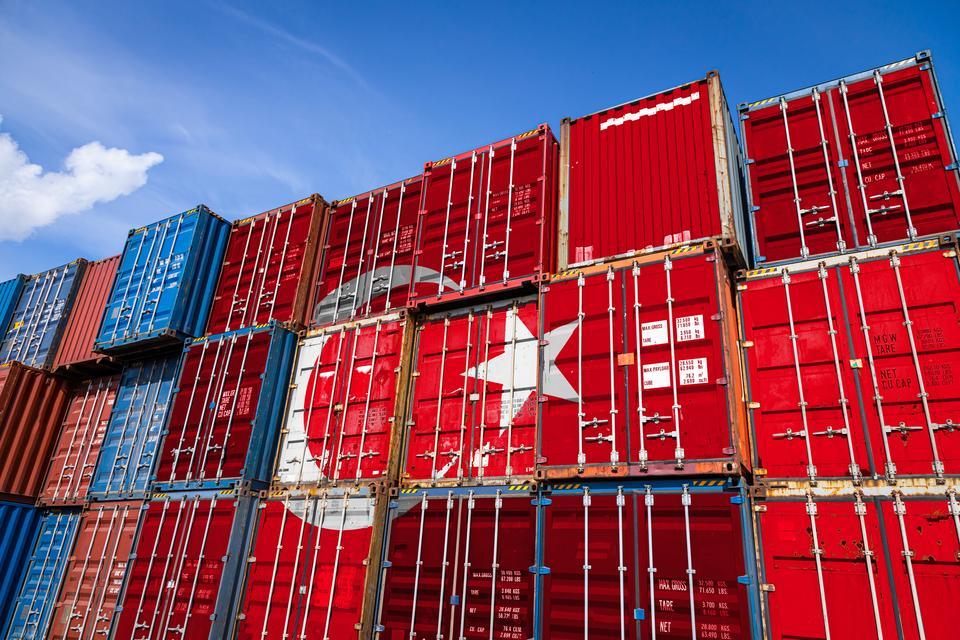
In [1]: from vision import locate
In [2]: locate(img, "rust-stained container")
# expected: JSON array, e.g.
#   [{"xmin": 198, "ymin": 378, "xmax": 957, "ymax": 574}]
[
  {"xmin": 738, "ymin": 236, "xmax": 960, "ymax": 483},
  {"xmin": 538, "ymin": 241, "xmax": 750, "ymax": 479},
  {"xmin": 48, "ymin": 500, "xmax": 143, "ymax": 639},
  {"xmin": 401, "ymin": 296, "xmax": 540, "ymax": 486},
  {"xmin": 273, "ymin": 312, "xmax": 414, "ymax": 489},
  {"xmin": 39, "ymin": 376, "xmax": 120, "ymax": 506},
  {"xmin": 310, "ymin": 177, "xmax": 423, "ymax": 328},
  {"xmin": 0, "ymin": 362, "xmax": 71, "ymax": 500},
  {"xmin": 206, "ymin": 195, "xmax": 330, "ymax": 334},
  {"xmin": 559, "ymin": 73, "xmax": 749, "ymax": 268},
  {"xmin": 407, "ymin": 125, "xmax": 558, "ymax": 307},
  {"xmin": 52, "ymin": 255, "xmax": 121, "ymax": 377}
]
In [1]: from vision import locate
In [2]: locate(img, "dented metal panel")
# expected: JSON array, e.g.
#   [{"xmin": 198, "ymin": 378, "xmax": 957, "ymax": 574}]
[
  {"xmin": 52, "ymin": 255, "xmax": 120, "ymax": 376},
  {"xmin": 0, "ymin": 501, "xmax": 41, "ymax": 634}
]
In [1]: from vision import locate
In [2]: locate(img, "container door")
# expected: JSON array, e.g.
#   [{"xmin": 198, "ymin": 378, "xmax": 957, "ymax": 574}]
[{"xmin": 1, "ymin": 263, "xmax": 79, "ymax": 368}]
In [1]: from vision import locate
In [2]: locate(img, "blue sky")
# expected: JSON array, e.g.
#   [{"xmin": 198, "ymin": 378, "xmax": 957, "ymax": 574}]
[{"xmin": 1, "ymin": 0, "xmax": 958, "ymax": 278}]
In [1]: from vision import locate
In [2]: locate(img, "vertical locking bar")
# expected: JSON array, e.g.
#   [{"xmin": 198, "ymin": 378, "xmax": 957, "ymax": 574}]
[
  {"xmin": 582, "ymin": 487, "xmax": 591, "ymax": 640},
  {"xmin": 130, "ymin": 499, "xmax": 176, "ymax": 634},
  {"xmin": 298, "ymin": 494, "xmax": 330, "ymax": 640},
  {"xmin": 840, "ymin": 81, "xmax": 880, "ymax": 247},
  {"xmin": 431, "ymin": 319, "xmax": 452, "ymax": 482},
  {"xmin": 577, "ymin": 273, "xmax": 586, "ymax": 468},
  {"xmin": 365, "ymin": 189, "xmax": 390, "ymax": 316},
  {"xmin": 242, "ymin": 211, "xmax": 278, "ymax": 328},
  {"xmin": 456, "ymin": 313, "xmax": 475, "ymax": 481},
  {"xmin": 665, "ymin": 257, "xmax": 684, "ymax": 467},
  {"xmin": 805, "ymin": 493, "xmax": 832, "ymax": 639},
  {"xmin": 478, "ymin": 147, "xmax": 495, "ymax": 288},
  {"xmin": 349, "ymin": 195, "xmax": 376, "ymax": 319},
  {"xmin": 165, "ymin": 497, "xmax": 217, "ymax": 639},
  {"xmin": 853, "ymin": 494, "xmax": 885, "ymax": 639},
  {"xmin": 606, "ymin": 267, "xmax": 619, "ymax": 466},
  {"xmin": 632, "ymin": 263, "xmax": 649, "ymax": 469},
  {"xmin": 110, "ymin": 227, "xmax": 149, "ymax": 342},
  {"xmin": 457, "ymin": 492, "xmax": 476, "ymax": 640},
  {"xmin": 354, "ymin": 320, "xmax": 383, "ymax": 480},
  {"xmin": 279, "ymin": 496, "xmax": 313, "ymax": 639},
  {"xmin": 487, "ymin": 490, "xmax": 503, "ymax": 640},
  {"xmin": 76, "ymin": 506, "xmax": 121, "ymax": 637},
  {"xmin": 322, "ymin": 494, "xmax": 352, "ymax": 640},
  {"xmin": 211, "ymin": 331, "xmax": 256, "ymax": 481},
  {"xmin": 331, "ymin": 327, "xmax": 364, "ymax": 482},
  {"xmin": 501, "ymin": 138, "xmax": 517, "ymax": 283},
  {"xmin": 476, "ymin": 309, "xmax": 494, "ymax": 480},
  {"xmin": 409, "ymin": 492, "xmax": 429, "ymax": 636},
  {"xmin": 313, "ymin": 328, "xmax": 349, "ymax": 484},
  {"xmin": 682, "ymin": 486, "xmax": 698, "ymax": 640},
  {"xmin": 261, "ymin": 496, "xmax": 291, "ymax": 639},
  {"xmin": 782, "ymin": 270, "xmax": 818, "ymax": 480},
  {"xmin": 645, "ymin": 487, "xmax": 657, "ymax": 640},
  {"xmin": 331, "ymin": 200, "xmax": 359, "ymax": 324},
  {"xmin": 780, "ymin": 98, "xmax": 811, "ymax": 258},
  {"xmin": 86, "ymin": 505, "xmax": 130, "ymax": 639},
  {"xmin": 72, "ymin": 382, "xmax": 113, "ymax": 501},
  {"xmin": 384, "ymin": 182, "xmax": 407, "ymax": 311},
  {"xmin": 505, "ymin": 302, "xmax": 520, "ymax": 478},
  {"xmin": 892, "ymin": 493, "xmax": 927, "ymax": 640},
  {"xmin": 436, "ymin": 492, "xmax": 455, "ymax": 640},
  {"xmin": 146, "ymin": 214, "xmax": 185, "ymax": 335},
  {"xmin": 65, "ymin": 508, "xmax": 105, "ymax": 633},
  {"xmin": 189, "ymin": 335, "xmax": 238, "ymax": 482},
  {"xmin": 153, "ymin": 496, "xmax": 202, "ymax": 638},
  {"xmin": 459, "ymin": 152, "xmax": 478, "ymax": 291},
  {"xmin": 236, "ymin": 213, "xmax": 268, "ymax": 330},
  {"xmin": 167, "ymin": 340, "xmax": 216, "ymax": 483},
  {"xmin": 874, "ymin": 71, "xmax": 917, "ymax": 239},
  {"xmin": 52, "ymin": 382, "xmax": 93, "ymax": 500},
  {"xmin": 226, "ymin": 219, "xmax": 255, "ymax": 331},
  {"xmin": 438, "ymin": 159, "xmax": 458, "ymax": 296},
  {"xmin": 266, "ymin": 207, "xmax": 298, "ymax": 321},
  {"xmin": 812, "ymin": 88, "xmax": 847, "ymax": 252},
  {"xmin": 617, "ymin": 487, "xmax": 627, "ymax": 640}
]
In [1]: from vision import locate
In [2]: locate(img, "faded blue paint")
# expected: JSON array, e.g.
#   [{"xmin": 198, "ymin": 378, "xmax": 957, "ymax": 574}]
[
  {"xmin": 94, "ymin": 206, "xmax": 230, "ymax": 354},
  {"xmin": 0, "ymin": 501, "xmax": 41, "ymax": 635},
  {"xmin": 0, "ymin": 276, "xmax": 25, "ymax": 342}
]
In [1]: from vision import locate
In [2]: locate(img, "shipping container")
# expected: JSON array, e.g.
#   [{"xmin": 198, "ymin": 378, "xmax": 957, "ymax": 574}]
[
  {"xmin": 113, "ymin": 489, "xmax": 257, "ymax": 640},
  {"xmin": 0, "ymin": 260, "xmax": 87, "ymax": 369},
  {"xmin": 206, "ymin": 195, "xmax": 329, "ymax": 334},
  {"xmin": 154, "ymin": 323, "xmax": 297, "ymax": 492},
  {"xmin": 738, "ymin": 236, "xmax": 960, "ymax": 482},
  {"xmin": 94, "ymin": 206, "xmax": 230, "ymax": 356},
  {"xmin": 741, "ymin": 51, "xmax": 960, "ymax": 266},
  {"xmin": 408, "ymin": 126, "xmax": 559, "ymax": 307},
  {"xmin": 52, "ymin": 255, "xmax": 120, "ymax": 376},
  {"xmin": 0, "ymin": 275, "xmax": 26, "ymax": 342},
  {"xmin": 558, "ymin": 73, "xmax": 748, "ymax": 268},
  {"xmin": 311, "ymin": 176, "xmax": 423, "ymax": 328},
  {"xmin": 235, "ymin": 486, "xmax": 387, "ymax": 640},
  {"xmin": 401, "ymin": 296, "xmax": 540, "ymax": 485},
  {"xmin": 0, "ymin": 362, "xmax": 72, "ymax": 499},
  {"xmin": 4, "ymin": 511, "xmax": 81, "ymax": 640},
  {"xmin": 538, "ymin": 242, "xmax": 750, "ymax": 479},
  {"xmin": 273, "ymin": 312, "xmax": 413, "ymax": 488},
  {"xmin": 753, "ymin": 480, "xmax": 960, "ymax": 640},
  {"xmin": 372, "ymin": 485, "xmax": 538, "ymax": 640},
  {"xmin": 0, "ymin": 501, "xmax": 41, "ymax": 635},
  {"xmin": 88, "ymin": 356, "xmax": 179, "ymax": 501},
  {"xmin": 39, "ymin": 376, "xmax": 120, "ymax": 506},
  {"xmin": 47, "ymin": 501, "xmax": 142, "ymax": 640},
  {"xmin": 539, "ymin": 479, "xmax": 760, "ymax": 639}
]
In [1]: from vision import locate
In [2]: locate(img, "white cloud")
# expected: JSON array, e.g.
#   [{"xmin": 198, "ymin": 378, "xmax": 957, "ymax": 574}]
[{"xmin": 0, "ymin": 117, "xmax": 163, "ymax": 241}]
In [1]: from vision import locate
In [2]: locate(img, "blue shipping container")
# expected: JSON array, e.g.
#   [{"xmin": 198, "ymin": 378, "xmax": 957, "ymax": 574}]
[
  {"xmin": 0, "ymin": 276, "xmax": 26, "ymax": 343},
  {"xmin": 0, "ymin": 501, "xmax": 42, "ymax": 635},
  {"xmin": 0, "ymin": 261, "xmax": 86, "ymax": 369},
  {"xmin": 94, "ymin": 206, "xmax": 230, "ymax": 354},
  {"xmin": 88, "ymin": 356, "xmax": 180, "ymax": 501},
  {"xmin": 3, "ymin": 511, "xmax": 81, "ymax": 640}
]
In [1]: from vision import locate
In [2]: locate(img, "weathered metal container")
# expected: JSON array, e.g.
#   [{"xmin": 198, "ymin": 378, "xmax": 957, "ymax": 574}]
[
  {"xmin": 206, "ymin": 195, "xmax": 329, "ymax": 334},
  {"xmin": 273, "ymin": 312, "xmax": 413, "ymax": 489},
  {"xmin": 401, "ymin": 296, "xmax": 540, "ymax": 486},
  {"xmin": 0, "ymin": 260, "xmax": 87, "ymax": 369},
  {"xmin": 0, "ymin": 275, "xmax": 26, "ymax": 342},
  {"xmin": 738, "ymin": 236, "xmax": 960, "ymax": 482},
  {"xmin": 408, "ymin": 125, "xmax": 558, "ymax": 307},
  {"xmin": 0, "ymin": 501, "xmax": 42, "ymax": 634},
  {"xmin": 372, "ymin": 484, "xmax": 538, "ymax": 640},
  {"xmin": 113, "ymin": 489, "xmax": 257, "ymax": 640},
  {"xmin": 559, "ymin": 73, "xmax": 749, "ymax": 268},
  {"xmin": 4, "ymin": 510, "xmax": 81, "ymax": 640},
  {"xmin": 47, "ymin": 500, "xmax": 142, "ymax": 640},
  {"xmin": 94, "ymin": 205, "xmax": 230, "ymax": 356},
  {"xmin": 234, "ymin": 486, "xmax": 387, "ymax": 639},
  {"xmin": 538, "ymin": 242, "xmax": 750, "ymax": 479},
  {"xmin": 310, "ymin": 177, "xmax": 423, "ymax": 328},
  {"xmin": 154, "ymin": 323, "xmax": 297, "ymax": 492},
  {"xmin": 39, "ymin": 376, "xmax": 120, "ymax": 506},
  {"xmin": 0, "ymin": 362, "xmax": 72, "ymax": 500},
  {"xmin": 88, "ymin": 356, "xmax": 180, "ymax": 501},
  {"xmin": 52, "ymin": 255, "xmax": 120, "ymax": 377},
  {"xmin": 741, "ymin": 51, "xmax": 960, "ymax": 267}
]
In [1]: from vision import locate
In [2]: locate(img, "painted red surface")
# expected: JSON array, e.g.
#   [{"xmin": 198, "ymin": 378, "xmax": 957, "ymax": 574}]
[
  {"xmin": 403, "ymin": 298, "xmax": 539, "ymax": 484},
  {"xmin": 408, "ymin": 126, "xmax": 558, "ymax": 305},
  {"xmin": 740, "ymin": 241, "xmax": 960, "ymax": 480},
  {"xmin": 53, "ymin": 255, "xmax": 119, "ymax": 373}
]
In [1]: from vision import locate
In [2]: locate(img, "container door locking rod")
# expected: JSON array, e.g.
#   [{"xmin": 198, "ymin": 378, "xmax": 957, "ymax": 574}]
[
  {"xmin": 438, "ymin": 159, "xmax": 459, "ymax": 296},
  {"xmin": 853, "ymin": 494, "xmax": 885, "ymax": 638},
  {"xmin": 331, "ymin": 200, "xmax": 359, "ymax": 324},
  {"xmin": 780, "ymin": 98, "xmax": 812, "ymax": 259},
  {"xmin": 321, "ymin": 494, "xmax": 351, "ymax": 640},
  {"xmin": 805, "ymin": 493, "xmax": 832, "ymax": 639},
  {"xmin": 812, "ymin": 88, "xmax": 846, "ymax": 252},
  {"xmin": 892, "ymin": 493, "xmax": 927, "ymax": 640},
  {"xmin": 299, "ymin": 494, "xmax": 330, "ymax": 640},
  {"xmin": 632, "ymin": 263, "xmax": 650, "ymax": 469},
  {"xmin": 428, "ymin": 318, "xmax": 451, "ymax": 481}
]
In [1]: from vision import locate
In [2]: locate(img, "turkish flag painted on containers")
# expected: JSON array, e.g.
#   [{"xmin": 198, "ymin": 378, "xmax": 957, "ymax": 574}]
[
  {"xmin": 559, "ymin": 73, "xmax": 749, "ymax": 268},
  {"xmin": 740, "ymin": 51, "xmax": 960, "ymax": 266}
]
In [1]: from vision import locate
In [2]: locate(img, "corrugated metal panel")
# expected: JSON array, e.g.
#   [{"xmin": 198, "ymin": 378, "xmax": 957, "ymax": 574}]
[
  {"xmin": 48, "ymin": 501, "xmax": 143, "ymax": 640},
  {"xmin": 114, "ymin": 490, "xmax": 257, "ymax": 640},
  {"xmin": 94, "ymin": 206, "xmax": 230, "ymax": 355},
  {"xmin": 0, "ymin": 260, "xmax": 87, "ymax": 369},
  {"xmin": 206, "ymin": 195, "xmax": 329, "ymax": 334},
  {"xmin": 154, "ymin": 323, "xmax": 297, "ymax": 492},
  {"xmin": 39, "ymin": 375, "xmax": 120, "ymax": 506},
  {"xmin": 3, "ymin": 511, "xmax": 81, "ymax": 640},
  {"xmin": 0, "ymin": 501, "xmax": 41, "ymax": 634},
  {"xmin": 559, "ymin": 73, "xmax": 748, "ymax": 268},
  {"xmin": 741, "ymin": 51, "xmax": 960, "ymax": 267},
  {"xmin": 52, "ymin": 255, "xmax": 120, "ymax": 376},
  {"xmin": 0, "ymin": 363, "xmax": 72, "ymax": 499},
  {"xmin": 0, "ymin": 275, "xmax": 26, "ymax": 342},
  {"xmin": 88, "ymin": 356, "xmax": 180, "ymax": 501},
  {"xmin": 408, "ymin": 125, "xmax": 558, "ymax": 307}
]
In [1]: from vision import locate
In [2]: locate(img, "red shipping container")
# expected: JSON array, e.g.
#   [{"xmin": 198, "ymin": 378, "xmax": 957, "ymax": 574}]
[
  {"xmin": 311, "ymin": 177, "xmax": 423, "ymax": 328},
  {"xmin": 39, "ymin": 375, "xmax": 120, "ymax": 506},
  {"xmin": 52, "ymin": 255, "xmax": 120, "ymax": 376},
  {"xmin": 741, "ymin": 51, "xmax": 960, "ymax": 265},
  {"xmin": 273, "ymin": 312, "xmax": 413, "ymax": 488},
  {"xmin": 206, "ymin": 195, "xmax": 328, "ymax": 334},
  {"xmin": 401, "ymin": 297, "xmax": 540, "ymax": 485},
  {"xmin": 0, "ymin": 362, "xmax": 71, "ymax": 499},
  {"xmin": 539, "ymin": 242, "xmax": 750, "ymax": 479},
  {"xmin": 739, "ymin": 237, "xmax": 960, "ymax": 482},
  {"xmin": 48, "ymin": 501, "xmax": 142, "ymax": 639},
  {"xmin": 559, "ymin": 72, "xmax": 748, "ymax": 268},
  {"xmin": 373, "ymin": 486, "xmax": 537, "ymax": 640},
  {"xmin": 408, "ymin": 126, "xmax": 558, "ymax": 306},
  {"xmin": 235, "ymin": 488, "xmax": 386, "ymax": 639}
]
